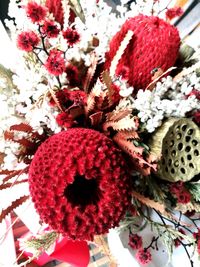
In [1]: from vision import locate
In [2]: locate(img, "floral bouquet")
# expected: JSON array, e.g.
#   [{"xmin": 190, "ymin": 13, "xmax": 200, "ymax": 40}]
[{"xmin": 1, "ymin": 0, "xmax": 200, "ymax": 266}]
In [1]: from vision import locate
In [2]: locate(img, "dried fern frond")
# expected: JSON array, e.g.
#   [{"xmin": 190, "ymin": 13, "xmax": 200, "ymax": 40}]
[
  {"xmin": 101, "ymin": 70, "xmax": 114, "ymax": 107},
  {"xmin": 48, "ymin": 86, "xmax": 63, "ymax": 112},
  {"xmin": 103, "ymin": 115, "xmax": 138, "ymax": 133},
  {"xmin": 85, "ymin": 80, "xmax": 102, "ymax": 113},
  {"xmin": 132, "ymin": 191, "xmax": 168, "ymax": 215},
  {"xmin": 89, "ymin": 111, "xmax": 103, "ymax": 127},
  {"xmin": 0, "ymin": 195, "xmax": 29, "ymax": 223},
  {"xmin": 106, "ymin": 109, "xmax": 132, "ymax": 122}
]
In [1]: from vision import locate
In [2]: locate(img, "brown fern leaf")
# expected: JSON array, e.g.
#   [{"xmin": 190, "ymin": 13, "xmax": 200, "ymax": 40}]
[
  {"xmin": 102, "ymin": 70, "xmax": 114, "ymax": 107},
  {"xmin": 116, "ymin": 130, "xmax": 139, "ymax": 140},
  {"xmin": 0, "ymin": 179, "xmax": 28, "ymax": 190},
  {"xmin": 4, "ymin": 130, "xmax": 14, "ymax": 141},
  {"xmin": 90, "ymin": 111, "xmax": 103, "ymax": 127},
  {"xmin": 0, "ymin": 195, "xmax": 29, "ymax": 223},
  {"xmin": 48, "ymin": 87, "xmax": 63, "ymax": 112},
  {"xmin": 132, "ymin": 191, "xmax": 168, "ymax": 215},
  {"xmin": 103, "ymin": 116, "xmax": 137, "ymax": 133},
  {"xmin": 10, "ymin": 123, "xmax": 33, "ymax": 133},
  {"xmin": 2, "ymin": 167, "xmax": 29, "ymax": 184},
  {"xmin": 83, "ymin": 52, "xmax": 98, "ymax": 93},
  {"xmin": 0, "ymin": 170, "xmax": 15, "ymax": 175},
  {"xmin": 86, "ymin": 82, "xmax": 102, "ymax": 113},
  {"xmin": 106, "ymin": 109, "xmax": 132, "ymax": 122},
  {"xmin": 14, "ymin": 137, "xmax": 35, "ymax": 148}
]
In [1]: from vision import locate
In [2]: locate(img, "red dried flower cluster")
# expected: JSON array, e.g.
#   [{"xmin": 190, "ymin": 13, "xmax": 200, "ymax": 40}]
[
  {"xmin": 166, "ymin": 7, "xmax": 183, "ymax": 20},
  {"xmin": 128, "ymin": 233, "xmax": 143, "ymax": 250},
  {"xmin": 170, "ymin": 181, "xmax": 191, "ymax": 204},
  {"xmin": 17, "ymin": 31, "xmax": 39, "ymax": 52},
  {"xmin": 45, "ymin": 49, "xmax": 65, "ymax": 76},
  {"xmin": 65, "ymin": 64, "xmax": 80, "ymax": 85},
  {"xmin": 26, "ymin": 1, "xmax": 47, "ymax": 23},
  {"xmin": 29, "ymin": 128, "xmax": 131, "ymax": 240},
  {"xmin": 56, "ymin": 112, "xmax": 75, "ymax": 128},
  {"xmin": 135, "ymin": 248, "xmax": 152, "ymax": 265},
  {"xmin": 42, "ymin": 20, "xmax": 60, "ymax": 38},
  {"xmin": 63, "ymin": 28, "xmax": 80, "ymax": 46},
  {"xmin": 105, "ymin": 15, "xmax": 180, "ymax": 90},
  {"xmin": 174, "ymin": 229, "xmax": 185, "ymax": 247}
]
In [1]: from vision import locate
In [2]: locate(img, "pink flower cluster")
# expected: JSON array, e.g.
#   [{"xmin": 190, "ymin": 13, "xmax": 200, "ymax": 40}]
[
  {"xmin": 128, "ymin": 233, "xmax": 152, "ymax": 265},
  {"xmin": 16, "ymin": 1, "xmax": 80, "ymax": 77}
]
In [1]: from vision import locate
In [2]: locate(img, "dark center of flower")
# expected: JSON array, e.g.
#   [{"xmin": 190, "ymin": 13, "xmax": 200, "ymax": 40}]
[{"xmin": 64, "ymin": 175, "xmax": 100, "ymax": 208}]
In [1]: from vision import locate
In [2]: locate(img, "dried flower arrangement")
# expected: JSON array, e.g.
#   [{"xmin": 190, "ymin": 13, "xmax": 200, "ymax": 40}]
[{"xmin": 0, "ymin": 0, "xmax": 200, "ymax": 266}]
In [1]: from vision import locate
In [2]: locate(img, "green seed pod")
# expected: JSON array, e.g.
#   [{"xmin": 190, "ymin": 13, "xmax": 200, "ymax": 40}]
[{"xmin": 149, "ymin": 118, "xmax": 200, "ymax": 182}]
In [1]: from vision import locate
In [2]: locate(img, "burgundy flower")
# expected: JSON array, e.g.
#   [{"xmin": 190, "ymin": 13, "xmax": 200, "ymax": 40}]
[
  {"xmin": 26, "ymin": 1, "xmax": 47, "ymax": 23},
  {"xmin": 42, "ymin": 20, "xmax": 60, "ymax": 38},
  {"xmin": 17, "ymin": 31, "xmax": 39, "ymax": 52},
  {"xmin": 136, "ymin": 248, "xmax": 152, "ymax": 265},
  {"xmin": 170, "ymin": 181, "xmax": 184, "ymax": 195},
  {"xmin": 128, "ymin": 233, "xmax": 143, "ymax": 250},
  {"xmin": 45, "ymin": 49, "xmax": 65, "ymax": 76},
  {"xmin": 166, "ymin": 7, "xmax": 183, "ymax": 20},
  {"xmin": 29, "ymin": 128, "xmax": 131, "ymax": 240},
  {"xmin": 174, "ymin": 229, "xmax": 185, "ymax": 247},
  {"xmin": 177, "ymin": 190, "xmax": 191, "ymax": 204},
  {"xmin": 63, "ymin": 28, "xmax": 80, "ymax": 46},
  {"xmin": 56, "ymin": 112, "xmax": 75, "ymax": 128}
]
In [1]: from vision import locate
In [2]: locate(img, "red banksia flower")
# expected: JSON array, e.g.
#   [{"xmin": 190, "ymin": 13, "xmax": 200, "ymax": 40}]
[
  {"xmin": 29, "ymin": 128, "xmax": 131, "ymax": 240},
  {"xmin": 105, "ymin": 15, "xmax": 180, "ymax": 90},
  {"xmin": 42, "ymin": 20, "xmax": 60, "ymax": 38},
  {"xmin": 136, "ymin": 248, "xmax": 152, "ymax": 265},
  {"xmin": 26, "ymin": 1, "xmax": 47, "ymax": 23},
  {"xmin": 45, "ymin": 49, "xmax": 65, "ymax": 76},
  {"xmin": 128, "ymin": 233, "xmax": 143, "ymax": 250},
  {"xmin": 17, "ymin": 31, "xmax": 39, "ymax": 52},
  {"xmin": 63, "ymin": 28, "xmax": 80, "ymax": 46}
]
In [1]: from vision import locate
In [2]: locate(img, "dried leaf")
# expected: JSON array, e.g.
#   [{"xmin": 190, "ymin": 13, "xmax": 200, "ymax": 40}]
[
  {"xmin": 102, "ymin": 70, "xmax": 114, "ymax": 106},
  {"xmin": 103, "ymin": 116, "xmax": 137, "ymax": 132},
  {"xmin": 69, "ymin": 0, "xmax": 85, "ymax": 23},
  {"xmin": 48, "ymin": 87, "xmax": 63, "ymax": 112},
  {"xmin": 2, "ymin": 167, "xmax": 29, "ymax": 184},
  {"xmin": 83, "ymin": 52, "xmax": 98, "ymax": 93},
  {"xmin": 0, "ymin": 195, "xmax": 29, "ymax": 223},
  {"xmin": 132, "ymin": 190, "xmax": 167, "ymax": 215},
  {"xmin": 106, "ymin": 109, "xmax": 132, "ymax": 122},
  {"xmin": 0, "ymin": 179, "xmax": 28, "ymax": 190},
  {"xmin": 86, "ymin": 81, "xmax": 102, "ymax": 113},
  {"xmin": 10, "ymin": 123, "xmax": 33, "ymax": 133},
  {"xmin": 4, "ymin": 130, "xmax": 14, "ymax": 140},
  {"xmin": 89, "ymin": 111, "xmax": 103, "ymax": 127},
  {"xmin": 110, "ymin": 30, "xmax": 134, "ymax": 78}
]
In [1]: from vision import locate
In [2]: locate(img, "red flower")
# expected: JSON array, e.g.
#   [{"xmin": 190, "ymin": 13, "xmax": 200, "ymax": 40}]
[
  {"xmin": 29, "ymin": 128, "xmax": 131, "ymax": 240},
  {"xmin": 17, "ymin": 31, "xmax": 39, "ymax": 52},
  {"xmin": 177, "ymin": 190, "xmax": 191, "ymax": 204},
  {"xmin": 166, "ymin": 7, "xmax": 183, "ymax": 20},
  {"xmin": 63, "ymin": 28, "xmax": 80, "ymax": 46},
  {"xmin": 170, "ymin": 181, "xmax": 184, "ymax": 195},
  {"xmin": 42, "ymin": 20, "xmax": 60, "ymax": 38},
  {"xmin": 136, "ymin": 248, "xmax": 152, "ymax": 265},
  {"xmin": 66, "ymin": 64, "xmax": 80, "ymax": 85},
  {"xmin": 45, "ymin": 49, "xmax": 65, "ymax": 76},
  {"xmin": 174, "ymin": 229, "xmax": 185, "ymax": 247},
  {"xmin": 56, "ymin": 112, "xmax": 75, "ymax": 128},
  {"xmin": 26, "ymin": 1, "xmax": 47, "ymax": 23},
  {"xmin": 128, "ymin": 233, "xmax": 143, "ymax": 250}
]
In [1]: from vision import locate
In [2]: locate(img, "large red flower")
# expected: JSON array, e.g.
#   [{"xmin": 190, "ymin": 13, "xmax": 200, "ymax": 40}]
[{"xmin": 29, "ymin": 128, "xmax": 131, "ymax": 240}]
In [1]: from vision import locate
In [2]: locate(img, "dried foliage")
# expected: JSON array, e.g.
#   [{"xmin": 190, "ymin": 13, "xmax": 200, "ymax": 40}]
[{"xmin": 83, "ymin": 52, "xmax": 98, "ymax": 92}]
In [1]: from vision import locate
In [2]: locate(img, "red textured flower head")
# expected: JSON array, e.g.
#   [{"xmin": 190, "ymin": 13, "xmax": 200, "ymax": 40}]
[
  {"xmin": 17, "ymin": 31, "xmax": 40, "ymax": 52},
  {"xmin": 29, "ymin": 128, "xmax": 131, "ymax": 240},
  {"xmin": 63, "ymin": 28, "xmax": 80, "ymax": 46},
  {"xmin": 26, "ymin": 1, "xmax": 47, "ymax": 23},
  {"xmin": 105, "ymin": 15, "xmax": 180, "ymax": 90},
  {"xmin": 45, "ymin": 49, "xmax": 65, "ymax": 76}
]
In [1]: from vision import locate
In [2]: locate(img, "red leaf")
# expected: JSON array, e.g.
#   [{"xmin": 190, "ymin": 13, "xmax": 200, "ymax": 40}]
[
  {"xmin": 0, "ymin": 179, "xmax": 28, "ymax": 190},
  {"xmin": 10, "ymin": 123, "xmax": 33, "ymax": 133},
  {"xmin": 89, "ymin": 111, "xmax": 103, "ymax": 126}
]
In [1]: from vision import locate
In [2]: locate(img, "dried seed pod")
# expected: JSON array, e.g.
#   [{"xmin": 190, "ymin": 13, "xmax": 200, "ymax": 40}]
[{"xmin": 149, "ymin": 118, "xmax": 200, "ymax": 182}]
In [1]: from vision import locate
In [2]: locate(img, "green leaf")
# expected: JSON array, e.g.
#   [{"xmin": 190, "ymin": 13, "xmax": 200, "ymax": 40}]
[
  {"xmin": 179, "ymin": 44, "xmax": 195, "ymax": 63},
  {"xmin": 0, "ymin": 64, "xmax": 14, "ymax": 92},
  {"xmin": 186, "ymin": 183, "xmax": 200, "ymax": 202}
]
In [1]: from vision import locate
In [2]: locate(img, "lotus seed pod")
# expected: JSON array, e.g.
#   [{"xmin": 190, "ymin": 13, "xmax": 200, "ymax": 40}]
[{"xmin": 149, "ymin": 118, "xmax": 200, "ymax": 182}]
